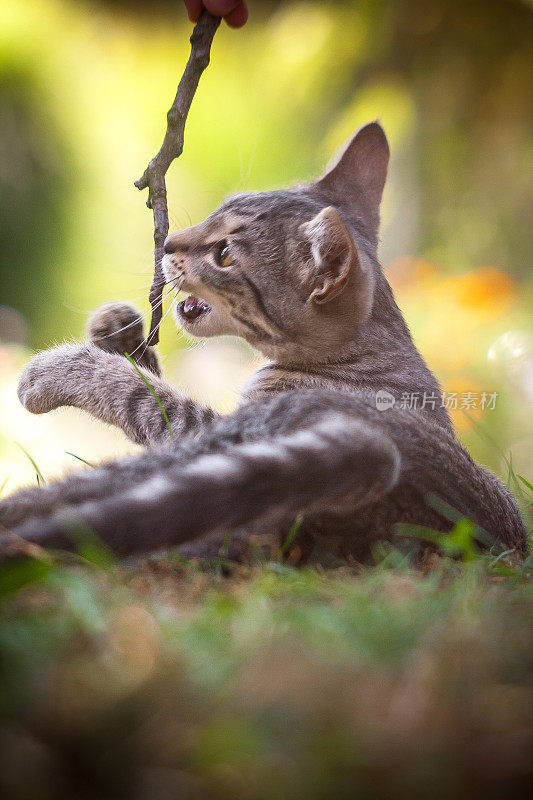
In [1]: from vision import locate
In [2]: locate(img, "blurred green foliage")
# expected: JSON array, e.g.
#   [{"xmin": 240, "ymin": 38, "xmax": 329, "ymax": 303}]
[
  {"xmin": 1, "ymin": 0, "xmax": 531, "ymax": 347},
  {"xmin": 0, "ymin": 547, "xmax": 532, "ymax": 799},
  {"xmin": 0, "ymin": 0, "xmax": 532, "ymax": 482},
  {"xmin": 1, "ymin": 7, "xmax": 532, "ymax": 793}
]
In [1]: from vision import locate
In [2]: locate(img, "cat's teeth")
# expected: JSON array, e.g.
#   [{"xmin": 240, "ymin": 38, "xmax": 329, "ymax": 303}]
[{"xmin": 178, "ymin": 296, "xmax": 211, "ymax": 321}]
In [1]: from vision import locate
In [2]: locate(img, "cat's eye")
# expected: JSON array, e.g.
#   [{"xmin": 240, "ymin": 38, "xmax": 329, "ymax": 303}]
[{"xmin": 214, "ymin": 241, "xmax": 233, "ymax": 268}]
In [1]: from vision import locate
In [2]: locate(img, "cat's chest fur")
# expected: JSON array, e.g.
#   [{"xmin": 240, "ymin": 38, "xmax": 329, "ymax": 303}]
[{"xmin": 240, "ymin": 358, "xmax": 453, "ymax": 432}]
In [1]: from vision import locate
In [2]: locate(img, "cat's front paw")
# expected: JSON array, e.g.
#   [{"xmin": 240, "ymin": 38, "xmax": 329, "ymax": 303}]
[
  {"xmin": 17, "ymin": 344, "xmax": 84, "ymax": 414},
  {"xmin": 87, "ymin": 302, "xmax": 145, "ymax": 354},
  {"xmin": 87, "ymin": 302, "xmax": 160, "ymax": 375}
]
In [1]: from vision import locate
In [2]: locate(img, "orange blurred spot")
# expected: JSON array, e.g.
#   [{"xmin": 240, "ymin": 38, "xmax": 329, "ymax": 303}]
[{"xmin": 441, "ymin": 267, "xmax": 516, "ymax": 316}]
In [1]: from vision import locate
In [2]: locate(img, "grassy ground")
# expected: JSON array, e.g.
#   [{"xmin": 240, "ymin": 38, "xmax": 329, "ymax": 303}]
[{"xmin": 1, "ymin": 528, "xmax": 532, "ymax": 800}]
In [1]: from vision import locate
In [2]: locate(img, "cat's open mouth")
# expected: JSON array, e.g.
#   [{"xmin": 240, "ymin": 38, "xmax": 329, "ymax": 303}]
[{"xmin": 177, "ymin": 295, "xmax": 211, "ymax": 323}]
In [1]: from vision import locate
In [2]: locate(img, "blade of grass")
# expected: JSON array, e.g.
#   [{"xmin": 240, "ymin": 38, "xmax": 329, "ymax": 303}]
[
  {"xmin": 218, "ymin": 531, "xmax": 232, "ymax": 559},
  {"xmin": 518, "ymin": 475, "xmax": 533, "ymax": 494},
  {"xmin": 396, "ymin": 518, "xmax": 477, "ymax": 562},
  {"xmin": 0, "ymin": 477, "xmax": 9, "ymax": 496},
  {"xmin": 507, "ymin": 451, "xmax": 517, "ymax": 492},
  {"xmin": 216, "ymin": 532, "xmax": 233, "ymax": 576},
  {"xmin": 125, "ymin": 353, "xmax": 174, "ymax": 440},
  {"xmin": 65, "ymin": 451, "xmax": 94, "ymax": 468},
  {"xmin": 463, "ymin": 409, "xmax": 508, "ymax": 462},
  {"xmin": 15, "ymin": 442, "xmax": 45, "ymax": 485},
  {"xmin": 463, "ymin": 410, "xmax": 527, "ymax": 500},
  {"xmin": 488, "ymin": 548, "xmax": 516, "ymax": 568},
  {"xmin": 425, "ymin": 492, "xmax": 498, "ymax": 550},
  {"xmin": 281, "ymin": 515, "xmax": 303, "ymax": 558}
]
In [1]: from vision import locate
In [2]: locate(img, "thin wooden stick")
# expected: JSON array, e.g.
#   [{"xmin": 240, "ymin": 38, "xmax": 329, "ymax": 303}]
[{"xmin": 135, "ymin": 10, "xmax": 220, "ymax": 345}]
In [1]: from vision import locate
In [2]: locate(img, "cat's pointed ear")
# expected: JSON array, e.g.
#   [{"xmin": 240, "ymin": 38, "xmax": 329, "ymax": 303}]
[
  {"xmin": 312, "ymin": 122, "xmax": 389, "ymax": 226},
  {"xmin": 299, "ymin": 206, "xmax": 356, "ymax": 305}
]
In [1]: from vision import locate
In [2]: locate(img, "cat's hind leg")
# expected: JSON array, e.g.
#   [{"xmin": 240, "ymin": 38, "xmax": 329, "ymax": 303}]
[{"xmin": 3, "ymin": 397, "xmax": 400, "ymax": 557}]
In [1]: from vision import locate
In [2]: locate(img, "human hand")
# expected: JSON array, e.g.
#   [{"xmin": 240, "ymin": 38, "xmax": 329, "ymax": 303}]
[{"xmin": 183, "ymin": 0, "xmax": 248, "ymax": 28}]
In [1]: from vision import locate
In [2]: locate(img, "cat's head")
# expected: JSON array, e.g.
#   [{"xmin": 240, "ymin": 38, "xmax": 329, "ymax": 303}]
[{"xmin": 162, "ymin": 122, "xmax": 389, "ymax": 364}]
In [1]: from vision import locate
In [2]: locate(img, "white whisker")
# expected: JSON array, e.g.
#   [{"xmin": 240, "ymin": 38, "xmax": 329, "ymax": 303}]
[
  {"xmin": 128, "ymin": 290, "xmax": 179, "ymax": 359},
  {"xmin": 90, "ymin": 287, "xmax": 174, "ymax": 343},
  {"xmin": 169, "ymin": 205, "xmax": 193, "ymax": 228}
]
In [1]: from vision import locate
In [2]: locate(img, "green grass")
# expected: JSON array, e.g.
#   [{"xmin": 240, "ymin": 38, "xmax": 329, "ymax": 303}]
[
  {"xmin": 1, "ymin": 446, "xmax": 532, "ymax": 798},
  {"xmin": 15, "ymin": 442, "xmax": 46, "ymax": 486},
  {"xmin": 0, "ymin": 542, "xmax": 532, "ymax": 799},
  {"xmin": 125, "ymin": 353, "xmax": 174, "ymax": 440}
]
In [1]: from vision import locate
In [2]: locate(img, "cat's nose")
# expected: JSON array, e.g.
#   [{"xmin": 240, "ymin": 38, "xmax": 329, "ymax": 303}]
[
  {"xmin": 164, "ymin": 230, "xmax": 192, "ymax": 255},
  {"xmin": 164, "ymin": 236, "xmax": 176, "ymax": 254}
]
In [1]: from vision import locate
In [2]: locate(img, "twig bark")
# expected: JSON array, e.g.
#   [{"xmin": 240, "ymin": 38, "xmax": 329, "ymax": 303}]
[{"xmin": 135, "ymin": 10, "xmax": 221, "ymax": 345}]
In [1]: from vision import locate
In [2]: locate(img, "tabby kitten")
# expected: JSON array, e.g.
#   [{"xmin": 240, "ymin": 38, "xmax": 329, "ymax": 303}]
[{"xmin": 0, "ymin": 123, "xmax": 527, "ymax": 562}]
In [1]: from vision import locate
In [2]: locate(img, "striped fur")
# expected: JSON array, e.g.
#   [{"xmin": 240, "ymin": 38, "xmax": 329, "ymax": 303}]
[{"xmin": 0, "ymin": 123, "xmax": 527, "ymax": 562}]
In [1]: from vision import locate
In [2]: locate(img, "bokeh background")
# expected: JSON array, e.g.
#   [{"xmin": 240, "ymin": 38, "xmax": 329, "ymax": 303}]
[{"xmin": 0, "ymin": 0, "xmax": 532, "ymax": 492}]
